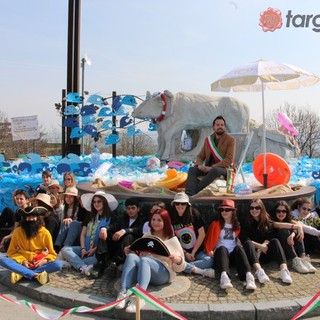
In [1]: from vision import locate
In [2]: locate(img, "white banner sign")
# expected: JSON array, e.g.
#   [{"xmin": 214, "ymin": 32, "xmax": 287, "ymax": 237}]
[{"xmin": 11, "ymin": 115, "xmax": 40, "ymax": 141}]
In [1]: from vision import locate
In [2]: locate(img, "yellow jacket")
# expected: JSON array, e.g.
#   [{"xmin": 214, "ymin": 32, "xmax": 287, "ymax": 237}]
[{"xmin": 7, "ymin": 226, "xmax": 57, "ymax": 264}]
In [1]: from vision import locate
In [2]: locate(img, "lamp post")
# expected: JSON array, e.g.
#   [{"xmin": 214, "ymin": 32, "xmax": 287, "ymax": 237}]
[{"xmin": 80, "ymin": 54, "xmax": 91, "ymax": 154}]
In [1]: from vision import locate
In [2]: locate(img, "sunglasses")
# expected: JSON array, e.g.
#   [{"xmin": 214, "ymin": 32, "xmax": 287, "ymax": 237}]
[
  {"xmin": 64, "ymin": 178, "xmax": 72, "ymax": 181},
  {"xmin": 93, "ymin": 200, "xmax": 102, "ymax": 204},
  {"xmin": 275, "ymin": 209, "xmax": 287, "ymax": 214},
  {"xmin": 219, "ymin": 208, "xmax": 233, "ymax": 212},
  {"xmin": 175, "ymin": 202, "xmax": 187, "ymax": 206},
  {"xmin": 301, "ymin": 207, "xmax": 312, "ymax": 212},
  {"xmin": 250, "ymin": 206, "xmax": 261, "ymax": 210}
]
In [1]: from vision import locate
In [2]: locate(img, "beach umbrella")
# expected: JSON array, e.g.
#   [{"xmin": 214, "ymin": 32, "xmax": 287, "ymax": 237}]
[{"xmin": 211, "ymin": 59, "xmax": 319, "ymax": 188}]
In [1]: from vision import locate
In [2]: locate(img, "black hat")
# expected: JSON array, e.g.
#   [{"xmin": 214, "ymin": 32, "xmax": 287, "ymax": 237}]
[
  {"xmin": 19, "ymin": 206, "xmax": 48, "ymax": 216},
  {"xmin": 130, "ymin": 235, "xmax": 170, "ymax": 257}
]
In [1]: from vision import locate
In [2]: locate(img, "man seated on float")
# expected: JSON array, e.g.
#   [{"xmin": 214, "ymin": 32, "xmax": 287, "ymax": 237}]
[{"xmin": 185, "ymin": 115, "xmax": 236, "ymax": 196}]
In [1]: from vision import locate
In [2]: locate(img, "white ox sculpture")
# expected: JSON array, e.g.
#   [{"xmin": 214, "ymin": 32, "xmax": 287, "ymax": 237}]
[{"xmin": 132, "ymin": 90, "xmax": 250, "ymax": 161}]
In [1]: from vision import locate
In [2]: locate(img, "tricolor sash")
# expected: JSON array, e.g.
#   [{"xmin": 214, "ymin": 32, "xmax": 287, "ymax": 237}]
[
  {"xmin": 205, "ymin": 135, "xmax": 224, "ymax": 163},
  {"xmin": 205, "ymin": 135, "xmax": 236, "ymax": 171}
]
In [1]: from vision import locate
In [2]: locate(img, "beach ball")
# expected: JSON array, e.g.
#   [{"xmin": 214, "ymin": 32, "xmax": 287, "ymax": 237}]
[
  {"xmin": 234, "ymin": 183, "xmax": 252, "ymax": 195},
  {"xmin": 147, "ymin": 157, "xmax": 160, "ymax": 171}
]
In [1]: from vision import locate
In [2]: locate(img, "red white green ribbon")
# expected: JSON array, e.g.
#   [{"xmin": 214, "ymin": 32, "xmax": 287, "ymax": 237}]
[
  {"xmin": 128, "ymin": 285, "xmax": 187, "ymax": 320},
  {"xmin": 291, "ymin": 292, "xmax": 320, "ymax": 320},
  {"xmin": 0, "ymin": 285, "xmax": 186, "ymax": 320}
]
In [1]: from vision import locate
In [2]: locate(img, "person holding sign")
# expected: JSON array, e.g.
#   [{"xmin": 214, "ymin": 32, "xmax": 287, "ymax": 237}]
[
  {"xmin": 185, "ymin": 115, "xmax": 235, "ymax": 196},
  {"xmin": 115, "ymin": 208, "xmax": 185, "ymax": 313}
]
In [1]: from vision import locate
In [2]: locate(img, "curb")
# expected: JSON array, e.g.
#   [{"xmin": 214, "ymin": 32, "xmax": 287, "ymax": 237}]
[{"xmin": 0, "ymin": 270, "xmax": 317, "ymax": 320}]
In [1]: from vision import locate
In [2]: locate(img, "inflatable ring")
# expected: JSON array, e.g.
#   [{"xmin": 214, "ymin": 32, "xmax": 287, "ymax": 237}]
[
  {"xmin": 167, "ymin": 161, "xmax": 185, "ymax": 170},
  {"xmin": 153, "ymin": 169, "xmax": 187, "ymax": 190},
  {"xmin": 277, "ymin": 112, "xmax": 298, "ymax": 137},
  {"xmin": 253, "ymin": 153, "xmax": 291, "ymax": 188}
]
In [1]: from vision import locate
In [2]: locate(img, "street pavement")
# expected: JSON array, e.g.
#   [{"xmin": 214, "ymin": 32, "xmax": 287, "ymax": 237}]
[{"xmin": 0, "ymin": 254, "xmax": 320, "ymax": 320}]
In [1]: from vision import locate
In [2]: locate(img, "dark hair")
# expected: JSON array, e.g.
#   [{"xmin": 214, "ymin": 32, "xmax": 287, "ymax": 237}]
[
  {"xmin": 63, "ymin": 194, "xmax": 80, "ymax": 219},
  {"xmin": 125, "ymin": 197, "xmax": 140, "ymax": 207},
  {"xmin": 270, "ymin": 200, "xmax": 292, "ymax": 223},
  {"xmin": 248, "ymin": 198, "xmax": 271, "ymax": 234},
  {"xmin": 291, "ymin": 197, "xmax": 312, "ymax": 211},
  {"xmin": 212, "ymin": 115, "xmax": 226, "ymax": 126},
  {"xmin": 150, "ymin": 209, "xmax": 174, "ymax": 238},
  {"xmin": 218, "ymin": 208, "xmax": 240, "ymax": 231},
  {"xmin": 13, "ymin": 189, "xmax": 29, "ymax": 206},
  {"xmin": 90, "ymin": 195, "xmax": 111, "ymax": 220},
  {"xmin": 42, "ymin": 170, "xmax": 52, "ymax": 178},
  {"xmin": 170, "ymin": 202, "xmax": 194, "ymax": 225}
]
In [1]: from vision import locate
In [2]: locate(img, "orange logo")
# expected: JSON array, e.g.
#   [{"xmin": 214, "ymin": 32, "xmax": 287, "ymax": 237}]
[{"xmin": 259, "ymin": 7, "xmax": 283, "ymax": 32}]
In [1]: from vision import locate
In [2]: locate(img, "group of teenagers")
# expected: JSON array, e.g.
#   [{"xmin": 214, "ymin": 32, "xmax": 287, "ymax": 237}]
[{"xmin": 0, "ymin": 168, "xmax": 320, "ymax": 313}]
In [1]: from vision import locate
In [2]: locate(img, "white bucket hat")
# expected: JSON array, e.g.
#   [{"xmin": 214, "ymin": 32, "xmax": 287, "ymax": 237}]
[
  {"xmin": 81, "ymin": 191, "xmax": 118, "ymax": 212},
  {"xmin": 48, "ymin": 180, "xmax": 63, "ymax": 193},
  {"xmin": 171, "ymin": 192, "xmax": 191, "ymax": 206},
  {"xmin": 64, "ymin": 187, "xmax": 79, "ymax": 197}
]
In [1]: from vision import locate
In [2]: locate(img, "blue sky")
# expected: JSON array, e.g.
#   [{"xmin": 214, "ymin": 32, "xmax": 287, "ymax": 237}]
[{"xmin": 1, "ymin": 1, "xmax": 320, "ymax": 134}]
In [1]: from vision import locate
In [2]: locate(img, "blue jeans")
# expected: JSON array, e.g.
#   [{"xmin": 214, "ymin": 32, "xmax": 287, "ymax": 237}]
[
  {"xmin": 0, "ymin": 257, "xmax": 62, "ymax": 280},
  {"xmin": 184, "ymin": 250, "xmax": 214, "ymax": 273},
  {"xmin": 120, "ymin": 253, "xmax": 169, "ymax": 291},
  {"xmin": 61, "ymin": 246, "xmax": 97, "ymax": 270},
  {"xmin": 55, "ymin": 221, "xmax": 81, "ymax": 247}
]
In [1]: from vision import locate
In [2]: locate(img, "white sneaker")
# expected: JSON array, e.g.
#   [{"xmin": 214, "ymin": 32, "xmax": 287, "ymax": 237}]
[
  {"xmin": 115, "ymin": 291, "xmax": 129, "ymax": 310},
  {"xmin": 246, "ymin": 272, "xmax": 257, "ymax": 290},
  {"xmin": 125, "ymin": 297, "xmax": 146, "ymax": 313},
  {"xmin": 220, "ymin": 273, "xmax": 233, "ymax": 289},
  {"xmin": 255, "ymin": 268, "xmax": 270, "ymax": 284},
  {"xmin": 292, "ymin": 257, "xmax": 309, "ymax": 274},
  {"xmin": 280, "ymin": 268, "xmax": 293, "ymax": 284},
  {"xmin": 301, "ymin": 254, "xmax": 317, "ymax": 273},
  {"xmin": 203, "ymin": 268, "xmax": 215, "ymax": 278},
  {"xmin": 80, "ymin": 264, "xmax": 94, "ymax": 276}
]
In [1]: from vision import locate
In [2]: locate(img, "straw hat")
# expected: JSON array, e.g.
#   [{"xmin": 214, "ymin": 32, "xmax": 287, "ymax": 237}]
[
  {"xmin": 171, "ymin": 192, "xmax": 191, "ymax": 206},
  {"xmin": 64, "ymin": 187, "xmax": 79, "ymax": 197},
  {"xmin": 30, "ymin": 193, "xmax": 53, "ymax": 210},
  {"xmin": 48, "ymin": 180, "xmax": 63, "ymax": 193},
  {"xmin": 81, "ymin": 191, "xmax": 118, "ymax": 212}
]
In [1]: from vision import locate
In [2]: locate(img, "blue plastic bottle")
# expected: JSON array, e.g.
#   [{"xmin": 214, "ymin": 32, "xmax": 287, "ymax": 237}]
[{"xmin": 90, "ymin": 145, "xmax": 100, "ymax": 169}]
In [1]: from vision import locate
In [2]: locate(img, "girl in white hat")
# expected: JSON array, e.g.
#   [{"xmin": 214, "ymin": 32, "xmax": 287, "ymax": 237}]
[{"xmin": 60, "ymin": 191, "xmax": 118, "ymax": 276}]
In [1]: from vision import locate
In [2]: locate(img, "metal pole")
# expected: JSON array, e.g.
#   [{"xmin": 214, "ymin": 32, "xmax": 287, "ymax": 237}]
[
  {"xmin": 81, "ymin": 58, "xmax": 85, "ymax": 154},
  {"xmin": 261, "ymin": 82, "xmax": 268, "ymax": 189},
  {"xmin": 112, "ymin": 91, "xmax": 117, "ymax": 158},
  {"xmin": 66, "ymin": 0, "xmax": 74, "ymax": 155},
  {"xmin": 61, "ymin": 89, "xmax": 67, "ymax": 157}
]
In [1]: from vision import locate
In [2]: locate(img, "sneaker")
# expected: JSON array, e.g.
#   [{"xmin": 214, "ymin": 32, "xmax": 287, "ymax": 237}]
[
  {"xmin": 280, "ymin": 268, "xmax": 293, "ymax": 284},
  {"xmin": 220, "ymin": 273, "xmax": 233, "ymax": 289},
  {"xmin": 80, "ymin": 264, "xmax": 94, "ymax": 276},
  {"xmin": 292, "ymin": 257, "xmax": 309, "ymax": 274},
  {"xmin": 36, "ymin": 271, "xmax": 49, "ymax": 285},
  {"xmin": 255, "ymin": 268, "xmax": 270, "ymax": 284},
  {"xmin": 203, "ymin": 268, "xmax": 215, "ymax": 278},
  {"xmin": 125, "ymin": 297, "xmax": 146, "ymax": 313},
  {"xmin": 115, "ymin": 291, "xmax": 129, "ymax": 310},
  {"xmin": 245, "ymin": 272, "xmax": 257, "ymax": 290},
  {"xmin": 105, "ymin": 262, "xmax": 117, "ymax": 277},
  {"xmin": 91, "ymin": 262, "xmax": 106, "ymax": 279},
  {"xmin": 11, "ymin": 272, "xmax": 23, "ymax": 284},
  {"xmin": 301, "ymin": 254, "xmax": 317, "ymax": 273}
]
